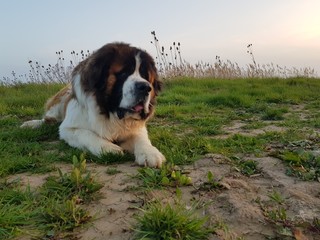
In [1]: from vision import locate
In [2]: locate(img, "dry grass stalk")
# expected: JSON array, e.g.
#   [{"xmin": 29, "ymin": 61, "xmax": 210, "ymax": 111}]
[{"xmin": 1, "ymin": 32, "xmax": 317, "ymax": 85}]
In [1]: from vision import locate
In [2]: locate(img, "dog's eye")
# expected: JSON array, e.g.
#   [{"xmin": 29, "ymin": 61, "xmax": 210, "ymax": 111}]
[
  {"xmin": 139, "ymin": 64, "xmax": 149, "ymax": 80},
  {"xmin": 116, "ymin": 70, "xmax": 129, "ymax": 79}
]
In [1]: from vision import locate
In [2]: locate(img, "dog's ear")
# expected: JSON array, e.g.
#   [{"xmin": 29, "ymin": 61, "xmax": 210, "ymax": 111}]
[
  {"xmin": 153, "ymin": 74, "xmax": 162, "ymax": 96},
  {"xmin": 82, "ymin": 44, "xmax": 116, "ymax": 92},
  {"xmin": 143, "ymin": 52, "xmax": 162, "ymax": 96},
  {"xmin": 73, "ymin": 43, "xmax": 117, "ymax": 117}
]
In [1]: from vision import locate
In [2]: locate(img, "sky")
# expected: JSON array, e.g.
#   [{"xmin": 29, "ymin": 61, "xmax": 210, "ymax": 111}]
[{"xmin": 1, "ymin": 0, "xmax": 320, "ymax": 79}]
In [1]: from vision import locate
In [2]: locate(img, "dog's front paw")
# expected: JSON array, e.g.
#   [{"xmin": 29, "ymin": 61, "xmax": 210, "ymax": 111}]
[
  {"xmin": 100, "ymin": 143, "xmax": 124, "ymax": 156},
  {"xmin": 135, "ymin": 146, "xmax": 166, "ymax": 168},
  {"xmin": 88, "ymin": 142, "xmax": 124, "ymax": 157}
]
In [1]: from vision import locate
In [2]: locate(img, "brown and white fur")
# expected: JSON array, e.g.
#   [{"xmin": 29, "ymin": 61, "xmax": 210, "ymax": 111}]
[{"xmin": 21, "ymin": 42, "xmax": 165, "ymax": 168}]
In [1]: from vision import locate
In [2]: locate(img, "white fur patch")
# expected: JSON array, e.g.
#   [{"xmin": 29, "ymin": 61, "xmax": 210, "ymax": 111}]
[
  {"xmin": 20, "ymin": 119, "xmax": 44, "ymax": 129},
  {"xmin": 119, "ymin": 54, "xmax": 151, "ymax": 113}
]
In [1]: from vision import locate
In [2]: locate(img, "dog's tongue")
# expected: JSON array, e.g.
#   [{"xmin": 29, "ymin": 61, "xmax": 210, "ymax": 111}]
[{"xmin": 133, "ymin": 103, "xmax": 144, "ymax": 112}]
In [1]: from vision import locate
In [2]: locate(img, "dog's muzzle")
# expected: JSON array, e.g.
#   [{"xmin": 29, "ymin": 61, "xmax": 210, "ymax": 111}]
[{"xmin": 117, "ymin": 81, "xmax": 152, "ymax": 119}]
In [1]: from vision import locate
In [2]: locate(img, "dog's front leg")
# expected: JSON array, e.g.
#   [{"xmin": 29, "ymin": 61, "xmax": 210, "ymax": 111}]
[
  {"xmin": 123, "ymin": 127, "xmax": 165, "ymax": 168},
  {"xmin": 60, "ymin": 127, "xmax": 123, "ymax": 156}
]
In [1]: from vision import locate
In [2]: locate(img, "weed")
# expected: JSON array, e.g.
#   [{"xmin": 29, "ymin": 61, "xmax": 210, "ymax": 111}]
[
  {"xmin": 149, "ymin": 31, "xmax": 316, "ymax": 79},
  {"xmin": 259, "ymin": 191, "xmax": 300, "ymax": 238},
  {"xmin": 266, "ymin": 206, "xmax": 289, "ymax": 225},
  {"xmin": 262, "ymin": 107, "xmax": 287, "ymax": 121},
  {"xmin": 41, "ymin": 154, "xmax": 103, "ymax": 203},
  {"xmin": 2, "ymin": 32, "xmax": 318, "ymax": 85},
  {"xmin": 133, "ymin": 200, "xmax": 213, "ymax": 240},
  {"xmin": 196, "ymin": 171, "xmax": 226, "ymax": 191},
  {"xmin": 136, "ymin": 163, "xmax": 192, "ymax": 189},
  {"xmin": 39, "ymin": 196, "xmax": 91, "ymax": 232},
  {"xmin": 230, "ymin": 156, "xmax": 262, "ymax": 176},
  {"xmin": 268, "ymin": 190, "xmax": 285, "ymax": 205},
  {"xmin": 106, "ymin": 167, "xmax": 122, "ymax": 175},
  {"xmin": 277, "ymin": 150, "xmax": 320, "ymax": 181}
]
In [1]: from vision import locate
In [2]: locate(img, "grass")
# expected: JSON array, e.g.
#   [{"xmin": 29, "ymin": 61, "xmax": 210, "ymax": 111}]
[
  {"xmin": 2, "ymin": 32, "xmax": 317, "ymax": 86},
  {"xmin": 277, "ymin": 150, "xmax": 320, "ymax": 181},
  {"xmin": 0, "ymin": 77, "xmax": 320, "ymax": 238},
  {"xmin": 195, "ymin": 171, "xmax": 226, "ymax": 191},
  {"xmin": 0, "ymin": 155, "xmax": 101, "ymax": 239},
  {"xmin": 1, "ymin": 77, "xmax": 319, "ymax": 175},
  {"xmin": 133, "ymin": 200, "xmax": 214, "ymax": 240},
  {"xmin": 231, "ymin": 157, "xmax": 262, "ymax": 176},
  {"xmin": 136, "ymin": 164, "xmax": 192, "ymax": 189},
  {"xmin": 149, "ymin": 31, "xmax": 317, "ymax": 79}
]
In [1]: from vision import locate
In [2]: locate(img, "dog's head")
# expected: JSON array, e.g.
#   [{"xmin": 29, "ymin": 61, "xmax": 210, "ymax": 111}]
[{"xmin": 74, "ymin": 42, "xmax": 161, "ymax": 120}]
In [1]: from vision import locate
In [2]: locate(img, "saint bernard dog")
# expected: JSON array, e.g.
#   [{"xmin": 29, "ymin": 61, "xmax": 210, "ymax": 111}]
[{"xmin": 21, "ymin": 42, "xmax": 165, "ymax": 168}]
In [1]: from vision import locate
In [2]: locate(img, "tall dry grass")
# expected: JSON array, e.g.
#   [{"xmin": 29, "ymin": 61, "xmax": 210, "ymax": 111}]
[
  {"xmin": 1, "ymin": 50, "xmax": 90, "ymax": 85},
  {"xmin": 1, "ymin": 31, "xmax": 317, "ymax": 85},
  {"xmin": 150, "ymin": 31, "xmax": 317, "ymax": 79}
]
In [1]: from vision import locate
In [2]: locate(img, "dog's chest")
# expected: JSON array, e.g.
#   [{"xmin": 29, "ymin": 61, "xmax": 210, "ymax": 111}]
[{"xmin": 94, "ymin": 113, "xmax": 142, "ymax": 141}]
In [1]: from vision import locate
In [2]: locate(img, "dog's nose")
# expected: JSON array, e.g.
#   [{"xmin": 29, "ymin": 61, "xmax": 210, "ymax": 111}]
[{"xmin": 135, "ymin": 82, "xmax": 151, "ymax": 95}]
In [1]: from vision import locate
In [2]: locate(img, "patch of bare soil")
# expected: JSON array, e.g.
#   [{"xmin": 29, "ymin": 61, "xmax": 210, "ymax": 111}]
[
  {"xmin": 74, "ymin": 154, "xmax": 319, "ymax": 240},
  {"xmin": 10, "ymin": 155, "xmax": 320, "ymax": 240},
  {"xmin": 216, "ymin": 120, "xmax": 286, "ymax": 139},
  {"xmin": 195, "ymin": 157, "xmax": 320, "ymax": 239},
  {"xmin": 76, "ymin": 163, "xmax": 141, "ymax": 240}
]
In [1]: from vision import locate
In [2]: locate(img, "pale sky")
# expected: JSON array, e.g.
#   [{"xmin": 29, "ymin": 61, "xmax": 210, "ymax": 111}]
[{"xmin": 1, "ymin": 0, "xmax": 320, "ymax": 78}]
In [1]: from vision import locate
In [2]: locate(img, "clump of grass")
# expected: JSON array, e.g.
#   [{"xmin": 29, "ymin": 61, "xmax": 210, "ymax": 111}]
[
  {"xmin": 195, "ymin": 171, "xmax": 226, "ymax": 192},
  {"xmin": 133, "ymin": 200, "xmax": 214, "ymax": 240},
  {"xmin": 41, "ymin": 154, "xmax": 103, "ymax": 202},
  {"xmin": 0, "ymin": 154, "xmax": 102, "ymax": 239},
  {"xmin": 0, "ymin": 182, "xmax": 37, "ymax": 239},
  {"xmin": 260, "ymin": 190, "xmax": 320, "ymax": 237},
  {"xmin": 106, "ymin": 167, "xmax": 122, "ymax": 175},
  {"xmin": 231, "ymin": 156, "xmax": 261, "ymax": 176},
  {"xmin": 39, "ymin": 196, "xmax": 91, "ymax": 233},
  {"xmin": 209, "ymin": 134, "xmax": 266, "ymax": 156},
  {"xmin": 136, "ymin": 163, "xmax": 192, "ymax": 189},
  {"xmin": 262, "ymin": 107, "xmax": 287, "ymax": 121},
  {"xmin": 268, "ymin": 190, "xmax": 285, "ymax": 205},
  {"xmin": 258, "ymin": 191, "xmax": 294, "ymax": 237},
  {"xmin": 278, "ymin": 150, "xmax": 320, "ymax": 181}
]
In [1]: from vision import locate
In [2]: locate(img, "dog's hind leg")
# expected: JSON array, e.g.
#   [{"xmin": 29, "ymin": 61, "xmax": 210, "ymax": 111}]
[{"xmin": 20, "ymin": 84, "xmax": 72, "ymax": 129}]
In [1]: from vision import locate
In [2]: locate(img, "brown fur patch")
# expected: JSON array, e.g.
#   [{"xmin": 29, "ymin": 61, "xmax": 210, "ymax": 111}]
[
  {"xmin": 106, "ymin": 64, "xmax": 123, "ymax": 94},
  {"xmin": 44, "ymin": 117, "xmax": 58, "ymax": 124},
  {"xmin": 106, "ymin": 75, "xmax": 116, "ymax": 95},
  {"xmin": 45, "ymin": 84, "xmax": 72, "ymax": 111},
  {"xmin": 148, "ymin": 70, "xmax": 156, "ymax": 98}
]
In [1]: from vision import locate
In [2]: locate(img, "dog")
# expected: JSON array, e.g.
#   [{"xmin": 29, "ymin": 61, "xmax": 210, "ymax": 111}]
[{"xmin": 21, "ymin": 42, "xmax": 165, "ymax": 168}]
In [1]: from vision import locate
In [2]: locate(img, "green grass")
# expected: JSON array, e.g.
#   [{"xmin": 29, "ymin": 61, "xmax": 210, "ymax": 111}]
[
  {"xmin": 231, "ymin": 157, "xmax": 262, "ymax": 176},
  {"xmin": 0, "ymin": 155, "xmax": 101, "ymax": 239},
  {"xmin": 1, "ymin": 77, "xmax": 320, "ymax": 238},
  {"xmin": 133, "ymin": 200, "xmax": 214, "ymax": 240},
  {"xmin": 1, "ymin": 78, "xmax": 319, "ymax": 174},
  {"xmin": 277, "ymin": 150, "xmax": 320, "ymax": 181},
  {"xmin": 136, "ymin": 164, "xmax": 192, "ymax": 189}
]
